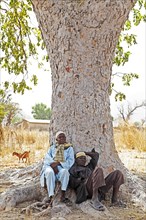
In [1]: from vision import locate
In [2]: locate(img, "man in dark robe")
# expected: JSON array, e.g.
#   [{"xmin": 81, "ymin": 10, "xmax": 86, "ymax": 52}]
[{"xmin": 69, "ymin": 149, "xmax": 125, "ymax": 211}]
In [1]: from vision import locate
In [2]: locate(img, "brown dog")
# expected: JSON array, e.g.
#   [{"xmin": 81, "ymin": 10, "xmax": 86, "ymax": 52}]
[
  {"xmin": 21, "ymin": 151, "xmax": 30, "ymax": 163},
  {"xmin": 12, "ymin": 151, "xmax": 30, "ymax": 163}
]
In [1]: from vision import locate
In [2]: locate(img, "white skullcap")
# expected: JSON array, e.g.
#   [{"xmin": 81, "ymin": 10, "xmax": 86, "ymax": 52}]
[{"xmin": 55, "ymin": 131, "xmax": 66, "ymax": 139}]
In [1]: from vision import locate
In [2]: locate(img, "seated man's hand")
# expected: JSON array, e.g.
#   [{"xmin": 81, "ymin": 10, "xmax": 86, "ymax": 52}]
[
  {"xmin": 85, "ymin": 150, "xmax": 99, "ymax": 160},
  {"xmin": 52, "ymin": 166, "xmax": 59, "ymax": 174},
  {"xmin": 50, "ymin": 162, "xmax": 60, "ymax": 174},
  {"xmin": 51, "ymin": 161, "xmax": 60, "ymax": 168}
]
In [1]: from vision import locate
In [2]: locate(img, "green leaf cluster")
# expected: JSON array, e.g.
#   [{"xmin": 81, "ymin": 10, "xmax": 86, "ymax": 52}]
[
  {"xmin": 112, "ymin": 0, "xmax": 146, "ymax": 101},
  {"xmin": 114, "ymin": 0, "xmax": 145, "ymax": 66},
  {"xmin": 122, "ymin": 73, "xmax": 139, "ymax": 86},
  {"xmin": 115, "ymin": 93, "xmax": 126, "ymax": 102},
  {"xmin": 110, "ymin": 72, "xmax": 139, "ymax": 101},
  {"xmin": 0, "ymin": 0, "xmax": 46, "ymax": 94},
  {"xmin": 31, "ymin": 103, "xmax": 52, "ymax": 120}
]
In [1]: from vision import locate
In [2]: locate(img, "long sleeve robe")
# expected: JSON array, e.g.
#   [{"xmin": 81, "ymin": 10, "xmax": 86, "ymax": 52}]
[{"xmin": 40, "ymin": 144, "xmax": 75, "ymax": 188}]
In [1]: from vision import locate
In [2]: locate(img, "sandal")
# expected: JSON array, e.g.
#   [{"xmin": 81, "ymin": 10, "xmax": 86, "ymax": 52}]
[
  {"xmin": 90, "ymin": 201, "xmax": 105, "ymax": 211},
  {"xmin": 60, "ymin": 197, "xmax": 72, "ymax": 205}
]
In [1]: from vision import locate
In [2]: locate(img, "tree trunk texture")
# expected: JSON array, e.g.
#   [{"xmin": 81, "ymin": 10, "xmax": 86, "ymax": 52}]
[
  {"xmin": 1, "ymin": 0, "xmax": 145, "ymax": 215},
  {"xmin": 31, "ymin": 0, "xmax": 135, "ymax": 172}
]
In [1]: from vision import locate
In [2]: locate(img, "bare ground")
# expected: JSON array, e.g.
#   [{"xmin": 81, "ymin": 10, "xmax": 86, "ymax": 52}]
[
  {"xmin": 0, "ymin": 199, "xmax": 145, "ymax": 220},
  {"xmin": 0, "ymin": 150, "xmax": 146, "ymax": 220}
]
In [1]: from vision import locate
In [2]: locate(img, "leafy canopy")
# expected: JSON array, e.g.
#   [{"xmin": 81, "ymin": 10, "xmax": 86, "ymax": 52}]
[
  {"xmin": 0, "ymin": 0, "xmax": 48, "ymax": 95},
  {"xmin": 0, "ymin": 0, "xmax": 146, "ymax": 100},
  {"xmin": 112, "ymin": 0, "xmax": 146, "ymax": 101},
  {"xmin": 31, "ymin": 103, "xmax": 52, "ymax": 120}
]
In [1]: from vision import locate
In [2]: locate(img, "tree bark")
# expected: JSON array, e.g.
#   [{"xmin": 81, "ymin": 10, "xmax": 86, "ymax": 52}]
[{"xmin": 31, "ymin": 0, "xmax": 135, "ymax": 171}]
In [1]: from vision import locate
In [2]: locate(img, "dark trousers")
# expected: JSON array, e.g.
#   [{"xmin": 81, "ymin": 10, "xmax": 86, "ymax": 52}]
[{"xmin": 86, "ymin": 167, "xmax": 124, "ymax": 198}]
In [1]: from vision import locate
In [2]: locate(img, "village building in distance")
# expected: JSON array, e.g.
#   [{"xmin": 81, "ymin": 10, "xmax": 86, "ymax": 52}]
[{"xmin": 15, "ymin": 119, "xmax": 50, "ymax": 131}]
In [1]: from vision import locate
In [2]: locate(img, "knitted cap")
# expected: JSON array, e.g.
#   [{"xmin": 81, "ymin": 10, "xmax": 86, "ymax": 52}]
[{"xmin": 76, "ymin": 152, "xmax": 86, "ymax": 158}]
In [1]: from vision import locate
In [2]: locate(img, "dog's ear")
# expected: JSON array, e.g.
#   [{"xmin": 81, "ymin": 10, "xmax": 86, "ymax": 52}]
[{"xmin": 91, "ymin": 148, "xmax": 95, "ymax": 152}]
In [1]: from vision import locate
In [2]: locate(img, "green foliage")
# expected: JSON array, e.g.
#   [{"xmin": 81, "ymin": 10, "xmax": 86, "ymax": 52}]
[
  {"xmin": 114, "ymin": 0, "xmax": 146, "ymax": 68},
  {"xmin": 0, "ymin": 0, "xmax": 46, "ymax": 94},
  {"xmin": 4, "ymin": 102, "xmax": 22, "ymax": 126},
  {"xmin": 122, "ymin": 73, "xmax": 139, "ymax": 86},
  {"xmin": 115, "ymin": 93, "xmax": 126, "ymax": 102},
  {"xmin": 111, "ymin": 0, "xmax": 146, "ymax": 101},
  {"xmin": 11, "ymin": 115, "xmax": 23, "ymax": 124},
  {"xmin": 31, "ymin": 103, "xmax": 52, "ymax": 120},
  {"xmin": 110, "ymin": 72, "xmax": 139, "ymax": 101}
]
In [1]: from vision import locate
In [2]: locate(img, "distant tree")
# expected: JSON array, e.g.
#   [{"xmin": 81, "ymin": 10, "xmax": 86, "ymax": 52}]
[
  {"xmin": 134, "ymin": 119, "xmax": 145, "ymax": 127},
  {"xmin": 0, "ymin": 92, "xmax": 22, "ymax": 126},
  {"xmin": 4, "ymin": 103, "xmax": 22, "ymax": 126},
  {"xmin": 118, "ymin": 100, "xmax": 146, "ymax": 123},
  {"xmin": 11, "ymin": 115, "xmax": 23, "ymax": 124},
  {"xmin": 31, "ymin": 103, "xmax": 51, "ymax": 120}
]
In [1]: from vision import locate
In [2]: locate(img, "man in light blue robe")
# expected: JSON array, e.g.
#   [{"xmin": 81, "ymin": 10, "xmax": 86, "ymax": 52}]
[{"xmin": 40, "ymin": 131, "xmax": 74, "ymax": 204}]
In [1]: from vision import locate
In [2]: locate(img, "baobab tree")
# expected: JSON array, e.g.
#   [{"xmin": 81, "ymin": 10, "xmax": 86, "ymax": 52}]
[
  {"xmin": 31, "ymin": 0, "xmax": 138, "ymax": 166},
  {"xmin": 0, "ymin": 0, "xmax": 145, "ymax": 215}
]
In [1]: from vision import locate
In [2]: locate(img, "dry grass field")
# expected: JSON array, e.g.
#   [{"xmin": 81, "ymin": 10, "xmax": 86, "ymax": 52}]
[
  {"xmin": 114, "ymin": 125, "xmax": 146, "ymax": 174},
  {"xmin": 0, "ymin": 127, "xmax": 49, "ymax": 170},
  {"xmin": 0, "ymin": 125, "xmax": 145, "ymax": 171},
  {"xmin": 114, "ymin": 125, "xmax": 146, "ymax": 152},
  {"xmin": 0, "ymin": 125, "xmax": 146, "ymax": 220}
]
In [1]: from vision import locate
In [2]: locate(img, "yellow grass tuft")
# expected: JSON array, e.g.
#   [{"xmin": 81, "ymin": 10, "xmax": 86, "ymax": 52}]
[{"xmin": 114, "ymin": 124, "xmax": 146, "ymax": 152}]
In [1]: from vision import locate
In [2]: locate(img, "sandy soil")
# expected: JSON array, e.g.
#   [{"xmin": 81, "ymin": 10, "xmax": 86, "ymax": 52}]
[
  {"xmin": 0, "ymin": 199, "xmax": 145, "ymax": 220},
  {"xmin": 0, "ymin": 150, "xmax": 146, "ymax": 220}
]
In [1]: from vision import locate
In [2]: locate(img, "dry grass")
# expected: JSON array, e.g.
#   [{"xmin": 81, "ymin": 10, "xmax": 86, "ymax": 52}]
[
  {"xmin": 114, "ymin": 124, "xmax": 146, "ymax": 152},
  {"xmin": 0, "ymin": 127, "xmax": 49, "ymax": 169},
  {"xmin": 0, "ymin": 127, "xmax": 146, "ymax": 220},
  {"xmin": 0, "ymin": 124, "xmax": 145, "ymax": 171}
]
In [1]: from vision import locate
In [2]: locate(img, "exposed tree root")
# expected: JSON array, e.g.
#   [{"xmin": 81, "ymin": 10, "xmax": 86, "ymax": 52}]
[
  {"xmin": 0, "ymin": 162, "xmax": 45, "ymax": 211},
  {"xmin": 126, "ymin": 171, "xmax": 146, "ymax": 210},
  {"xmin": 34, "ymin": 206, "xmax": 51, "ymax": 217},
  {"xmin": 0, "ymin": 162, "xmax": 145, "ymax": 218},
  {"xmin": 21, "ymin": 200, "xmax": 51, "ymax": 215}
]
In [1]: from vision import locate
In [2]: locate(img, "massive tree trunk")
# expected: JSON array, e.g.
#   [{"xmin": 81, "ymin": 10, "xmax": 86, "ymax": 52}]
[{"xmin": 31, "ymin": 0, "xmax": 135, "ymax": 171}]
